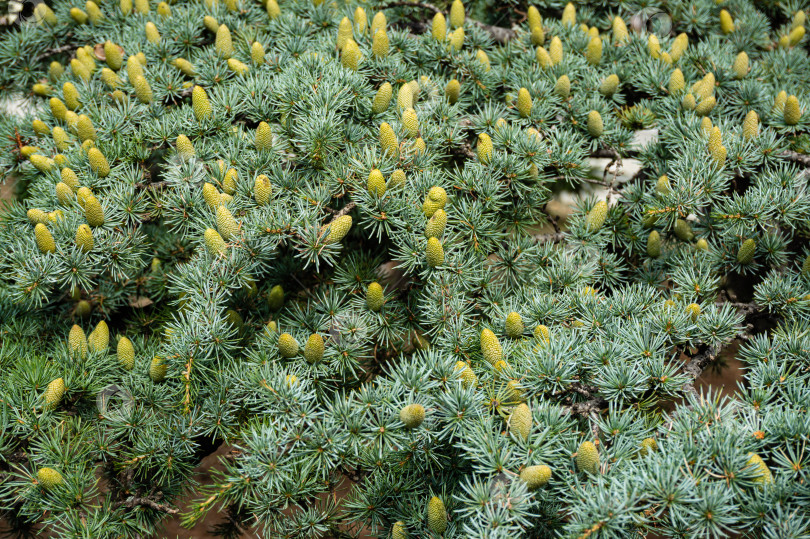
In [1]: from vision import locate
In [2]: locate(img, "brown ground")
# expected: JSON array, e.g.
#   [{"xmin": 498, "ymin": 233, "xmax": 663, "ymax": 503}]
[
  {"xmin": 696, "ymin": 340, "xmax": 744, "ymax": 399},
  {"xmin": 163, "ymin": 443, "xmax": 236, "ymax": 539},
  {"xmin": 0, "ymin": 175, "xmax": 15, "ymax": 209}
]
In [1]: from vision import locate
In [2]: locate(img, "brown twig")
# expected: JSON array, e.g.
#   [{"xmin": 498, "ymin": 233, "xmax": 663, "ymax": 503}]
[
  {"xmin": 118, "ymin": 496, "xmax": 178, "ymax": 514},
  {"xmin": 331, "ymin": 202, "xmax": 356, "ymax": 220},
  {"xmin": 455, "ymin": 142, "xmax": 476, "ymax": 159},
  {"xmin": 339, "ymin": 465, "xmax": 370, "ymax": 487},
  {"xmin": 393, "ymin": 19, "xmax": 431, "ymax": 33},
  {"xmin": 469, "ymin": 20, "xmax": 515, "ymax": 43},
  {"xmin": 782, "ymin": 151, "xmax": 810, "ymax": 167},
  {"xmin": 580, "ymin": 176, "xmax": 612, "ymax": 188},
  {"xmin": 135, "ymin": 180, "xmax": 170, "ymax": 191},
  {"xmin": 663, "ymin": 344, "xmax": 722, "ymax": 431},
  {"xmin": 680, "ymin": 345, "xmax": 718, "ymax": 397},
  {"xmin": 718, "ymin": 301, "xmax": 759, "ymax": 316},
  {"xmin": 35, "ymin": 44, "xmax": 74, "ymax": 63},
  {"xmin": 534, "ymin": 231, "xmax": 566, "ymax": 244},
  {"xmin": 563, "ymin": 396, "xmax": 608, "ymax": 416},
  {"xmin": 590, "ymin": 147, "xmax": 621, "ymax": 159},
  {"xmin": 556, "ymin": 382, "xmax": 608, "ymax": 416},
  {"xmin": 382, "ymin": 0, "xmax": 440, "ymax": 14},
  {"xmin": 604, "ymin": 151, "xmax": 622, "ymax": 204},
  {"xmin": 675, "ymin": 300, "xmax": 762, "ymax": 402},
  {"xmin": 568, "ymin": 382, "xmax": 600, "ymax": 398},
  {"xmin": 546, "ymin": 212, "xmax": 561, "ymax": 233}
]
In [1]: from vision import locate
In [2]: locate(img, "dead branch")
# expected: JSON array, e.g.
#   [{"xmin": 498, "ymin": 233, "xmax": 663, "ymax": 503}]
[
  {"xmin": 331, "ymin": 202, "xmax": 356, "ymax": 220},
  {"xmin": 680, "ymin": 345, "xmax": 718, "ymax": 397},
  {"xmin": 35, "ymin": 44, "xmax": 74, "ymax": 63},
  {"xmin": 563, "ymin": 396, "xmax": 608, "ymax": 416},
  {"xmin": 382, "ymin": 0, "xmax": 441, "ymax": 14},
  {"xmin": 383, "ymin": 1, "xmax": 515, "ymax": 43},
  {"xmin": 118, "ymin": 496, "xmax": 178, "ymax": 514},
  {"xmin": 534, "ymin": 232, "xmax": 566, "ymax": 244},
  {"xmin": 782, "ymin": 151, "xmax": 810, "ymax": 167}
]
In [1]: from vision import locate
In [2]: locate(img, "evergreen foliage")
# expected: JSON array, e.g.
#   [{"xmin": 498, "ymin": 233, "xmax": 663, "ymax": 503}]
[{"xmin": 0, "ymin": 0, "xmax": 809, "ymax": 537}]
